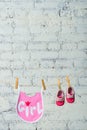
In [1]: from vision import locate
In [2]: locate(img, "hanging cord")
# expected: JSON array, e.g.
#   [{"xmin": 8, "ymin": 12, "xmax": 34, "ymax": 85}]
[
  {"xmin": 0, "ymin": 69, "xmax": 86, "ymax": 87},
  {"xmin": 60, "ymin": 69, "xmax": 87, "ymax": 87}
]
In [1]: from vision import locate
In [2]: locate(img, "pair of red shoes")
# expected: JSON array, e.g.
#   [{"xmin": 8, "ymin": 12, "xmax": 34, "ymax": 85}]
[
  {"xmin": 56, "ymin": 86, "xmax": 75, "ymax": 106},
  {"xmin": 56, "ymin": 77, "xmax": 75, "ymax": 106}
]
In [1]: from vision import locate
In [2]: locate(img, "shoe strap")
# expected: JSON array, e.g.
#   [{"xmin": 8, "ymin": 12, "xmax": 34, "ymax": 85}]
[
  {"xmin": 67, "ymin": 93, "xmax": 74, "ymax": 98},
  {"xmin": 56, "ymin": 97, "xmax": 64, "ymax": 101}
]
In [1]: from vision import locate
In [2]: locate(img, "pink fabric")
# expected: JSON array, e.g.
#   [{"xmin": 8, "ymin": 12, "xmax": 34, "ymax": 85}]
[
  {"xmin": 67, "ymin": 93, "xmax": 74, "ymax": 98},
  {"xmin": 56, "ymin": 97, "xmax": 64, "ymax": 101},
  {"xmin": 16, "ymin": 91, "xmax": 43, "ymax": 123}
]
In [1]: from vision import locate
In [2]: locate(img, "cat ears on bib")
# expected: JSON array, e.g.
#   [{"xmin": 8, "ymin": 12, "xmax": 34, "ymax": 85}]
[{"xmin": 15, "ymin": 77, "xmax": 46, "ymax": 91}]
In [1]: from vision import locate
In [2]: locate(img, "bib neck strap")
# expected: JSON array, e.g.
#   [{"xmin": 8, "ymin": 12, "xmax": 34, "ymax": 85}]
[
  {"xmin": 15, "ymin": 78, "xmax": 46, "ymax": 94},
  {"xmin": 18, "ymin": 85, "xmax": 20, "ymax": 93}
]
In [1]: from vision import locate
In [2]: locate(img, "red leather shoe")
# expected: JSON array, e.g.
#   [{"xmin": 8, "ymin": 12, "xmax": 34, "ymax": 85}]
[
  {"xmin": 56, "ymin": 90, "xmax": 65, "ymax": 106},
  {"xmin": 66, "ymin": 76, "xmax": 75, "ymax": 103},
  {"xmin": 66, "ymin": 87, "xmax": 75, "ymax": 103},
  {"xmin": 56, "ymin": 79, "xmax": 65, "ymax": 106}
]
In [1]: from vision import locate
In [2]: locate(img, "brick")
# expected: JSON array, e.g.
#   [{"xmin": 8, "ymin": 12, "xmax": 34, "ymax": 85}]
[
  {"xmin": 59, "ymin": 33, "xmax": 87, "ymax": 43},
  {"xmin": 47, "ymin": 77, "xmax": 58, "ymax": 86},
  {"xmin": 28, "ymin": 43, "xmax": 47, "ymax": 50},
  {"xmin": 78, "ymin": 42, "xmax": 87, "ymax": 50},
  {"xmin": 3, "ymin": 112, "xmax": 19, "ymax": 123},
  {"xmin": 13, "ymin": 70, "xmax": 24, "ymax": 78},
  {"xmin": 55, "ymin": 59, "xmax": 74, "ymax": 68},
  {"xmin": 40, "ymin": 60, "xmax": 55, "ymax": 68},
  {"xmin": 0, "ymin": 70, "xmax": 12, "ymax": 78},
  {"xmin": 12, "ymin": 43, "xmax": 26, "ymax": 52},
  {"xmin": 79, "ymin": 77, "xmax": 87, "ymax": 86},
  {"xmin": 12, "ymin": 34, "xmax": 32, "ymax": 43},
  {"xmin": 70, "ymin": 1, "xmax": 87, "ymax": 9},
  {"xmin": 35, "ymin": 1, "xmax": 59, "ymax": 9},
  {"xmin": 0, "ymin": 24, "xmax": 12, "ymax": 35},
  {"xmin": 14, "ymin": 26, "xmax": 30, "ymax": 35},
  {"xmin": 59, "ymin": 50, "xmax": 87, "ymax": 59},
  {"xmin": 74, "ymin": 9, "xmax": 87, "ymax": 18},
  {"xmin": 30, "ymin": 51, "xmax": 58, "ymax": 60},
  {"xmin": 76, "ymin": 25, "xmax": 87, "ymax": 33},
  {"xmin": 24, "ymin": 60, "xmax": 39, "ymax": 69},
  {"xmin": 0, "ymin": 43, "xmax": 12, "ymax": 51},
  {"xmin": 69, "ymin": 121, "xmax": 87, "ymax": 130},
  {"xmin": 61, "ymin": 26, "xmax": 76, "ymax": 34},
  {"xmin": 0, "ymin": 60, "xmax": 11, "ymax": 68},
  {"xmin": 38, "ymin": 121, "xmax": 66, "ymax": 130},
  {"xmin": 13, "ymin": 51, "xmax": 30, "ymax": 61},
  {"xmin": 0, "ymin": 123, "xmax": 8, "ymax": 130},
  {"xmin": 10, "ymin": 122, "xmax": 35, "ymax": 130},
  {"xmin": 33, "ymin": 32, "xmax": 58, "ymax": 42},
  {"xmin": 74, "ymin": 60, "xmax": 87, "ymax": 68},
  {"xmin": 62, "ymin": 43, "xmax": 77, "ymax": 50},
  {"xmin": 48, "ymin": 43, "xmax": 60, "ymax": 51},
  {"xmin": 0, "ymin": 96, "xmax": 10, "ymax": 112},
  {"xmin": 73, "ymin": 17, "xmax": 87, "ymax": 26},
  {"xmin": 0, "ymin": 52, "xmax": 13, "ymax": 60},
  {"xmin": 0, "ymin": 86, "xmax": 13, "ymax": 96},
  {"xmin": 10, "ymin": 61, "xmax": 24, "ymax": 69},
  {"xmin": 30, "ymin": 24, "xmax": 60, "ymax": 34}
]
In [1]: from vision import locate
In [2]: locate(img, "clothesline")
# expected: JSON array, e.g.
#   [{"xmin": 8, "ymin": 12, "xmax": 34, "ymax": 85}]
[{"xmin": 0, "ymin": 69, "xmax": 86, "ymax": 88}]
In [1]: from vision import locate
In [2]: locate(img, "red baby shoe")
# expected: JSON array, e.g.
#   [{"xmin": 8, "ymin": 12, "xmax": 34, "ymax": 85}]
[
  {"xmin": 66, "ymin": 87, "xmax": 75, "ymax": 103},
  {"xmin": 56, "ymin": 90, "xmax": 65, "ymax": 106}
]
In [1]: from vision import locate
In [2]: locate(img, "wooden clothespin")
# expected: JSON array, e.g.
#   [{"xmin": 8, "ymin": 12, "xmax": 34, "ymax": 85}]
[
  {"xmin": 15, "ymin": 77, "xmax": 19, "ymax": 89},
  {"xmin": 66, "ymin": 76, "xmax": 71, "ymax": 87},
  {"xmin": 41, "ymin": 79, "xmax": 46, "ymax": 90},
  {"xmin": 58, "ymin": 79, "xmax": 61, "ymax": 90}
]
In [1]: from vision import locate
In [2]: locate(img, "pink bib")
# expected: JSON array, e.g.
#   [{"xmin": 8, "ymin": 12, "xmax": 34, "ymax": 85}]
[{"xmin": 16, "ymin": 89, "xmax": 44, "ymax": 123}]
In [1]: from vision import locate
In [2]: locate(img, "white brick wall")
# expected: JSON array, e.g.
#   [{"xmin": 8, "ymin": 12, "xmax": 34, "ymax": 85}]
[{"xmin": 0, "ymin": 0, "xmax": 87, "ymax": 130}]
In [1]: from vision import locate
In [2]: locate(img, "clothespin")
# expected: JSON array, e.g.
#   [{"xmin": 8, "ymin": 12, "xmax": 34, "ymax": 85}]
[
  {"xmin": 41, "ymin": 79, "xmax": 46, "ymax": 90},
  {"xmin": 58, "ymin": 79, "xmax": 61, "ymax": 90},
  {"xmin": 66, "ymin": 76, "xmax": 71, "ymax": 87},
  {"xmin": 15, "ymin": 77, "xmax": 19, "ymax": 89}
]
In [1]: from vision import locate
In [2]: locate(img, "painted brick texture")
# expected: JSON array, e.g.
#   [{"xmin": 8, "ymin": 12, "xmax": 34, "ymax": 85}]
[{"xmin": 0, "ymin": 0, "xmax": 87, "ymax": 130}]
